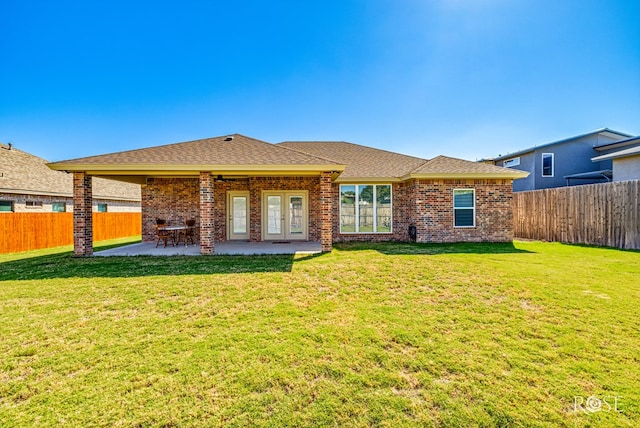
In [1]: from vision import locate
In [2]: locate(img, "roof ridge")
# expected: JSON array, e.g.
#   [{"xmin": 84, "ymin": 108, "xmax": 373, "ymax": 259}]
[
  {"xmin": 279, "ymin": 140, "xmax": 428, "ymax": 162},
  {"xmin": 275, "ymin": 142, "xmax": 345, "ymax": 164}
]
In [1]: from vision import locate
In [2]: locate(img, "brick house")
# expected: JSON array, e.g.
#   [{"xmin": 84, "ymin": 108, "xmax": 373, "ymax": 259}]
[
  {"xmin": 1, "ymin": 143, "xmax": 141, "ymax": 213},
  {"xmin": 47, "ymin": 134, "xmax": 527, "ymax": 256}
]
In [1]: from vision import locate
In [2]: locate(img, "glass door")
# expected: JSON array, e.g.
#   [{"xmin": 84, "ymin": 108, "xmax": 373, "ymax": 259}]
[
  {"xmin": 227, "ymin": 192, "xmax": 250, "ymax": 240},
  {"xmin": 265, "ymin": 194, "xmax": 284, "ymax": 240},
  {"xmin": 262, "ymin": 191, "xmax": 307, "ymax": 240},
  {"xmin": 288, "ymin": 195, "xmax": 304, "ymax": 239}
]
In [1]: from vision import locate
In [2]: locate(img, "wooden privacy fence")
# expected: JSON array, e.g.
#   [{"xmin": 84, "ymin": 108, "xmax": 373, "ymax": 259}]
[
  {"xmin": 0, "ymin": 212, "xmax": 142, "ymax": 254},
  {"xmin": 513, "ymin": 180, "xmax": 640, "ymax": 250}
]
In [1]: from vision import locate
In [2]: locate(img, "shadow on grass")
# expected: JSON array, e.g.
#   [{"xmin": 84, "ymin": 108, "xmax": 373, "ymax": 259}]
[
  {"xmin": 333, "ymin": 241, "xmax": 534, "ymax": 255},
  {"xmin": 0, "ymin": 251, "xmax": 328, "ymax": 281}
]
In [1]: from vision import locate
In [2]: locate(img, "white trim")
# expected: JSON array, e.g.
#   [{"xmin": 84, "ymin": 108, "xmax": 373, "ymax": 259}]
[
  {"xmin": 453, "ymin": 188, "xmax": 475, "ymax": 228},
  {"xmin": 542, "ymin": 153, "xmax": 554, "ymax": 177}
]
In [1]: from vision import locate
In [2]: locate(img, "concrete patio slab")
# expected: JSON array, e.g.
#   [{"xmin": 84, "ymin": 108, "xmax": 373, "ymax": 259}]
[{"xmin": 95, "ymin": 241, "xmax": 323, "ymax": 256}]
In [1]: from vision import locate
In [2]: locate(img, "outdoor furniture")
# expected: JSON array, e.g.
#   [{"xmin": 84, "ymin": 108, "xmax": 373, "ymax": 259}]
[
  {"xmin": 178, "ymin": 219, "xmax": 196, "ymax": 246},
  {"xmin": 155, "ymin": 223, "xmax": 176, "ymax": 247}
]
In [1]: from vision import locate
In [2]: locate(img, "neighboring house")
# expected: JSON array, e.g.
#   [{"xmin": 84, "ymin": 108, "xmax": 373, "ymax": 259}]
[
  {"xmin": 482, "ymin": 128, "xmax": 633, "ymax": 191},
  {"xmin": 0, "ymin": 143, "xmax": 141, "ymax": 213},
  {"xmin": 47, "ymin": 134, "xmax": 527, "ymax": 256},
  {"xmin": 591, "ymin": 136, "xmax": 640, "ymax": 182}
]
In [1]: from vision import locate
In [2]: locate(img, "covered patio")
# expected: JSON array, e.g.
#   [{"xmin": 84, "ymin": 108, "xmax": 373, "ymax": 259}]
[
  {"xmin": 94, "ymin": 240, "xmax": 323, "ymax": 256},
  {"xmin": 47, "ymin": 135, "xmax": 343, "ymax": 256}
]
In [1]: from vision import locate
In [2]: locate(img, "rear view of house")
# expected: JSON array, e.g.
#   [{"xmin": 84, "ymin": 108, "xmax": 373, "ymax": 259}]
[{"xmin": 48, "ymin": 134, "xmax": 527, "ymax": 255}]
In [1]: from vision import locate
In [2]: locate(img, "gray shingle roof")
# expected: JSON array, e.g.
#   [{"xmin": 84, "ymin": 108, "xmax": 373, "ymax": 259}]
[
  {"xmin": 46, "ymin": 134, "xmax": 526, "ymax": 180},
  {"xmin": 410, "ymin": 155, "xmax": 528, "ymax": 177},
  {"xmin": 278, "ymin": 141, "xmax": 427, "ymax": 179},
  {"xmin": 51, "ymin": 134, "xmax": 342, "ymax": 168},
  {"xmin": 0, "ymin": 145, "xmax": 140, "ymax": 200}
]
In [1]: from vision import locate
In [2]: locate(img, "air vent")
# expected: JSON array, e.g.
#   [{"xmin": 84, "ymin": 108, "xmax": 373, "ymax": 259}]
[{"xmin": 224, "ymin": 136, "xmax": 233, "ymax": 142}]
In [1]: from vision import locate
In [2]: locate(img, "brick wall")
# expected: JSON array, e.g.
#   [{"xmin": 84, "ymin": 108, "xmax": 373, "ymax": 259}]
[
  {"xmin": 411, "ymin": 179, "xmax": 514, "ymax": 243},
  {"xmin": 332, "ymin": 179, "xmax": 514, "ymax": 243},
  {"xmin": 141, "ymin": 176, "xmax": 514, "ymax": 245},
  {"xmin": 142, "ymin": 178, "xmax": 200, "ymax": 241},
  {"xmin": 141, "ymin": 175, "xmax": 322, "ymax": 243}
]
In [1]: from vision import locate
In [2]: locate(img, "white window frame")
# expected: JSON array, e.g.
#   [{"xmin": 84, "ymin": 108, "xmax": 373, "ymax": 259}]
[
  {"xmin": 339, "ymin": 184, "xmax": 393, "ymax": 234},
  {"xmin": 503, "ymin": 157, "xmax": 520, "ymax": 168},
  {"xmin": 453, "ymin": 189, "xmax": 476, "ymax": 228},
  {"xmin": 542, "ymin": 153, "xmax": 554, "ymax": 177}
]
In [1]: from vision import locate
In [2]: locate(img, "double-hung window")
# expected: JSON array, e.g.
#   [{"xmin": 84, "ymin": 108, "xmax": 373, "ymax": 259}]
[
  {"xmin": 340, "ymin": 184, "xmax": 392, "ymax": 233},
  {"xmin": 453, "ymin": 189, "xmax": 475, "ymax": 228}
]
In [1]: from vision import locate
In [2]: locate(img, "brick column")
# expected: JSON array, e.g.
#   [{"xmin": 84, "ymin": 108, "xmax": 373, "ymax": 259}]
[
  {"xmin": 320, "ymin": 172, "xmax": 333, "ymax": 252},
  {"xmin": 73, "ymin": 172, "xmax": 93, "ymax": 256},
  {"xmin": 199, "ymin": 172, "xmax": 215, "ymax": 254},
  {"xmin": 249, "ymin": 177, "xmax": 261, "ymax": 242}
]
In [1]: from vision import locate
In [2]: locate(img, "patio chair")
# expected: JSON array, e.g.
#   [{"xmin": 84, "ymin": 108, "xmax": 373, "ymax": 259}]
[
  {"xmin": 155, "ymin": 224, "xmax": 175, "ymax": 248},
  {"xmin": 178, "ymin": 219, "xmax": 196, "ymax": 246}
]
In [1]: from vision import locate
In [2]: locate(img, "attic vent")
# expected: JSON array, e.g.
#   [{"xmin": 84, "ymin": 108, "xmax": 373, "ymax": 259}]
[{"xmin": 224, "ymin": 136, "xmax": 233, "ymax": 142}]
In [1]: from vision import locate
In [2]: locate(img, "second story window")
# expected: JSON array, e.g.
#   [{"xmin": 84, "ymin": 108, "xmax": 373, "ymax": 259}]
[{"xmin": 542, "ymin": 153, "xmax": 554, "ymax": 177}]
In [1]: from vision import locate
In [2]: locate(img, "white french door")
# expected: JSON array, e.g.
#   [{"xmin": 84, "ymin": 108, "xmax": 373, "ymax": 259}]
[
  {"xmin": 227, "ymin": 191, "xmax": 250, "ymax": 240},
  {"xmin": 262, "ymin": 191, "xmax": 307, "ymax": 240}
]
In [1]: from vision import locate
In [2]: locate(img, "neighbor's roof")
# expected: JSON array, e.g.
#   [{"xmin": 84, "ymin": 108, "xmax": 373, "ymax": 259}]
[
  {"xmin": 485, "ymin": 128, "xmax": 632, "ymax": 162},
  {"xmin": 593, "ymin": 135, "xmax": 640, "ymax": 152},
  {"xmin": 0, "ymin": 144, "xmax": 140, "ymax": 200},
  {"xmin": 592, "ymin": 144, "xmax": 640, "ymax": 162},
  {"xmin": 564, "ymin": 170, "xmax": 612, "ymax": 180},
  {"xmin": 278, "ymin": 141, "xmax": 427, "ymax": 181},
  {"xmin": 48, "ymin": 134, "xmax": 344, "ymax": 177}
]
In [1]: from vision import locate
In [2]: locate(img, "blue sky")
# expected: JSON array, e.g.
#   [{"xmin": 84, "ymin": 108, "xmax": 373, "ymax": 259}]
[{"xmin": 2, "ymin": 0, "xmax": 639, "ymax": 162}]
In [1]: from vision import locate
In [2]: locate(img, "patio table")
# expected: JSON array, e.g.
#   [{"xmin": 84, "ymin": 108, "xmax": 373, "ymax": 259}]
[{"xmin": 159, "ymin": 225, "xmax": 190, "ymax": 246}]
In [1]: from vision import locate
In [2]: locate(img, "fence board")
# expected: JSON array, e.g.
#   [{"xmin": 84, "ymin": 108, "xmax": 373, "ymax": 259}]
[
  {"xmin": 513, "ymin": 180, "xmax": 640, "ymax": 250},
  {"xmin": 0, "ymin": 212, "xmax": 141, "ymax": 254}
]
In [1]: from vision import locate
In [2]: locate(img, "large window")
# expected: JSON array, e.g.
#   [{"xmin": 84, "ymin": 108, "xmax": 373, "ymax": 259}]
[
  {"xmin": 340, "ymin": 184, "xmax": 392, "ymax": 233},
  {"xmin": 0, "ymin": 201, "xmax": 13, "ymax": 212},
  {"xmin": 453, "ymin": 189, "xmax": 475, "ymax": 228},
  {"xmin": 542, "ymin": 153, "xmax": 554, "ymax": 177}
]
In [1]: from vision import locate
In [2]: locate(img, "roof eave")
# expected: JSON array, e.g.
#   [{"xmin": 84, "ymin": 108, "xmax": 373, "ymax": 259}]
[
  {"xmin": 333, "ymin": 176, "xmax": 403, "ymax": 183},
  {"xmin": 403, "ymin": 172, "xmax": 529, "ymax": 180},
  {"xmin": 47, "ymin": 163, "xmax": 346, "ymax": 175}
]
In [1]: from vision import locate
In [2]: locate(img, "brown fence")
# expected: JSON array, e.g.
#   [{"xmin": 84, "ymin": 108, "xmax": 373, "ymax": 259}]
[
  {"xmin": 0, "ymin": 212, "xmax": 142, "ymax": 254},
  {"xmin": 513, "ymin": 180, "xmax": 640, "ymax": 250}
]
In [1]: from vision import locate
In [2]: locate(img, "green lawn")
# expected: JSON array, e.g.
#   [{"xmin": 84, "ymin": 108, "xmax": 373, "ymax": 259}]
[{"xmin": 1, "ymin": 240, "xmax": 638, "ymax": 427}]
